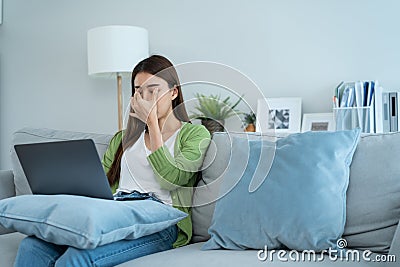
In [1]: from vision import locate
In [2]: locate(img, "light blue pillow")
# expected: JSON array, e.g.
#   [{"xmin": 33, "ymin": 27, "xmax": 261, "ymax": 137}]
[
  {"xmin": 202, "ymin": 128, "xmax": 361, "ymax": 251},
  {"xmin": 0, "ymin": 195, "xmax": 187, "ymax": 249}
]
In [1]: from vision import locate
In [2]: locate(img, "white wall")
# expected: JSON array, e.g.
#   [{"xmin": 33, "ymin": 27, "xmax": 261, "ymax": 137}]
[{"xmin": 1, "ymin": 0, "xmax": 400, "ymax": 169}]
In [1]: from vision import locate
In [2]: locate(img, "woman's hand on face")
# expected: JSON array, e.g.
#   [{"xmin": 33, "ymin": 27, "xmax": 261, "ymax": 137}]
[{"xmin": 129, "ymin": 88, "xmax": 159, "ymax": 125}]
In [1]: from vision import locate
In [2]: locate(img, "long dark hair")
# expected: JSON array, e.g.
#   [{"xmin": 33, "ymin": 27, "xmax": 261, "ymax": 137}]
[{"xmin": 106, "ymin": 55, "xmax": 190, "ymax": 186}]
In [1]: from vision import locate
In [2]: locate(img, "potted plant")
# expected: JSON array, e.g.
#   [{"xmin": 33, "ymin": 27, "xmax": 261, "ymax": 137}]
[
  {"xmin": 190, "ymin": 93, "xmax": 243, "ymax": 134},
  {"xmin": 243, "ymin": 112, "xmax": 256, "ymax": 132}
]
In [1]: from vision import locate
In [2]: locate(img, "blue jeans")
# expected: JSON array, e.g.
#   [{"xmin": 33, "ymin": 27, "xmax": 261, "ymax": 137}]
[{"xmin": 14, "ymin": 224, "xmax": 177, "ymax": 267}]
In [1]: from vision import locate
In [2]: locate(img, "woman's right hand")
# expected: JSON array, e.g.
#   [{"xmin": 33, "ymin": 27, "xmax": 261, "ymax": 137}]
[{"xmin": 129, "ymin": 89, "xmax": 159, "ymax": 125}]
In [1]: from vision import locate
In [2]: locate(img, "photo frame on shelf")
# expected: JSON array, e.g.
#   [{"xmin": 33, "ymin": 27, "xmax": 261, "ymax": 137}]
[
  {"xmin": 301, "ymin": 113, "xmax": 335, "ymax": 132},
  {"xmin": 256, "ymin": 97, "xmax": 302, "ymax": 133}
]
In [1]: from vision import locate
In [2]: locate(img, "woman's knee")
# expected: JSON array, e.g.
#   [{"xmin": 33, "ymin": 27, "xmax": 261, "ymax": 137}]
[
  {"xmin": 18, "ymin": 236, "xmax": 38, "ymax": 250},
  {"xmin": 15, "ymin": 236, "xmax": 66, "ymax": 267},
  {"xmin": 55, "ymin": 247, "xmax": 92, "ymax": 267},
  {"xmin": 19, "ymin": 236, "xmax": 64, "ymax": 255}
]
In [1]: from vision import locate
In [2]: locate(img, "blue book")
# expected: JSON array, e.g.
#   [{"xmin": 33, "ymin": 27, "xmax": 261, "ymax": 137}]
[
  {"xmin": 363, "ymin": 82, "xmax": 369, "ymax": 107},
  {"xmin": 369, "ymin": 81, "xmax": 375, "ymax": 106}
]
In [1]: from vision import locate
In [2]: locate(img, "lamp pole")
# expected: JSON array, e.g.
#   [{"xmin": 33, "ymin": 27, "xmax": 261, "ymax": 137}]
[{"xmin": 117, "ymin": 73, "xmax": 123, "ymax": 131}]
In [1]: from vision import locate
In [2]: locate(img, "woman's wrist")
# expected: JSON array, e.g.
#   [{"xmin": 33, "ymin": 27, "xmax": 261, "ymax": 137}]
[
  {"xmin": 147, "ymin": 119, "xmax": 163, "ymax": 152},
  {"xmin": 147, "ymin": 115, "xmax": 158, "ymax": 128}
]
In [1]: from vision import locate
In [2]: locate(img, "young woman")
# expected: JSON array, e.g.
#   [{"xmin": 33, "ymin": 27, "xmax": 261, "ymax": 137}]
[{"xmin": 14, "ymin": 55, "xmax": 211, "ymax": 267}]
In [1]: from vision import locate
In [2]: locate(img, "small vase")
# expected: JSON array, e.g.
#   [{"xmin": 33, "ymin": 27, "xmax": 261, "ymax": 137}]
[
  {"xmin": 201, "ymin": 119, "xmax": 225, "ymax": 134},
  {"xmin": 245, "ymin": 123, "xmax": 256, "ymax": 132}
]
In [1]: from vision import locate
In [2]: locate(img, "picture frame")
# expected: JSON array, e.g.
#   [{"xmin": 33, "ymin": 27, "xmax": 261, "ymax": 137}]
[
  {"xmin": 301, "ymin": 113, "xmax": 335, "ymax": 132},
  {"xmin": 256, "ymin": 97, "xmax": 302, "ymax": 133}
]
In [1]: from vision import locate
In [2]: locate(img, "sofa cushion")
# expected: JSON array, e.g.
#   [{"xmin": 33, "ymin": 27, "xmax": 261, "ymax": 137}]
[
  {"xmin": 202, "ymin": 129, "xmax": 360, "ymax": 251},
  {"xmin": 0, "ymin": 232, "xmax": 26, "ymax": 267},
  {"xmin": 0, "ymin": 170, "xmax": 15, "ymax": 200},
  {"xmin": 192, "ymin": 131, "xmax": 287, "ymax": 243},
  {"xmin": 0, "ymin": 195, "xmax": 187, "ymax": 249},
  {"xmin": 11, "ymin": 128, "xmax": 113, "ymax": 195},
  {"xmin": 343, "ymin": 132, "xmax": 400, "ymax": 254}
]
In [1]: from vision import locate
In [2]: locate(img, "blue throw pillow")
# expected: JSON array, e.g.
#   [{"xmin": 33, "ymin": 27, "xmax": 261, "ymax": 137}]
[
  {"xmin": 202, "ymin": 128, "xmax": 361, "ymax": 251},
  {"xmin": 0, "ymin": 195, "xmax": 187, "ymax": 249}
]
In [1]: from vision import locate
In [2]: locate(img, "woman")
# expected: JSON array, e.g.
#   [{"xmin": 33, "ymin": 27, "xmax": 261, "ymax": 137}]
[{"xmin": 14, "ymin": 55, "xmax": 211, "ymax": 267}]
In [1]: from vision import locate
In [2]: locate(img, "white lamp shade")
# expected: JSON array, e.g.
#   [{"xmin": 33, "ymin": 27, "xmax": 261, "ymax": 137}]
[{"xmin": 87, "ymin": 25, "xmax": 149, "ymax": 78}]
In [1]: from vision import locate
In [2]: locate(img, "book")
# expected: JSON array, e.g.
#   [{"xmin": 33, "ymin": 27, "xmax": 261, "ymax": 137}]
[
  {"xmin": 389, "ymin": 92, "xmax": 398, "ymax": 132},
  {"xmin": 397, "ymin": 92, "xmax": 400, "ymax": 132},
  {"xmin": 364, "ymin": 81, "xmax": 375, "ymax": 133},
  {"xmin": 369, "ymin": 81, "xmax": 375, "ymax": 106},
  {"xmin": 335, "ymin": 81, "xmax": 344, "ymax": 99},
  {"xmin": 340, "ymin": 84, "xmax": 350, "ymax": 107},
  {"xmin": 368, "ymin": 94, "xmax": 375, "ymax": 133},
  {"xmin": 335, "ymin": 82, "xmax": 345, "ymax": 106},
  {"xmin": 374, "ymin": 84, "xmax": 383, "ymax": 133},
  {"xmin": 363, "ymin": 82, "xmax": 369, "ymax": 107},
  {"xmin": 382, "ymin": 92, "xmax": 391, "ymax": 132}
]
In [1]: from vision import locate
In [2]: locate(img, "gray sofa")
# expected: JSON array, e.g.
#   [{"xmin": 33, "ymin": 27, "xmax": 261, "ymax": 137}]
[{"xmin": 1, "ymin": 128, "xmax": 400, "ymax": 266}]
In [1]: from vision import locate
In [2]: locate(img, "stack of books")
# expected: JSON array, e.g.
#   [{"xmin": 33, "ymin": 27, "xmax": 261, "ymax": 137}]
[{"xmin": 333, "ymin": 80, "xmax": 399, "ymax": 133}]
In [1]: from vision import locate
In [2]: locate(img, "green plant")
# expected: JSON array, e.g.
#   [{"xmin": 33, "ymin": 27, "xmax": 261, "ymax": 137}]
[
  {"xmin": 190, "ymin": 93, "xmax": 244, "ymax": 121},
  {"xmin": 243, "ymin": 112, "xmax": 256, "ymax": 125}
]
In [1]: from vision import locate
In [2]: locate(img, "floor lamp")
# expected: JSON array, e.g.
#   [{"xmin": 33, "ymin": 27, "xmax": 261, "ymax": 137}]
[{"xmin": 87, "ymin": 25, "xmax": 149, "ymax": 131}]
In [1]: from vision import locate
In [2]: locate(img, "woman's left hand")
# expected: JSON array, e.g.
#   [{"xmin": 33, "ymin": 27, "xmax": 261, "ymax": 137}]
[{"xmin": 130, "ymin": 88, "xmax": 159, "ymax": 125}]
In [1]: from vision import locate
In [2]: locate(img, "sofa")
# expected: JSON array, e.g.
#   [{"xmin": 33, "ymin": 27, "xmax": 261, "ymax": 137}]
[{"xmin": 1, "ymin": 127, "xmax": 400, "ymax": 266}]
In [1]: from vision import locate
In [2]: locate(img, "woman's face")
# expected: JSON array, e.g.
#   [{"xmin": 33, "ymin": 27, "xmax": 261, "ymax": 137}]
[{"xmin": 133, "ymin": 72, "xmax": 178, "ymax": 120}]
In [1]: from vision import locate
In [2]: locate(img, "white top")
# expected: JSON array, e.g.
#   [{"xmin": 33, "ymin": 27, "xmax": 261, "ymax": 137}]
[{"xmin": 117, "ymin": 128, "xmax": 180, "ymax": 205}]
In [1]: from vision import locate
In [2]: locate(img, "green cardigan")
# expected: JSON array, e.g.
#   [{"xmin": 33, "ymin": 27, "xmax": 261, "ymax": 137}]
[{"xmin": 101, "ymin": 122, "xmax": 211, "ymax": 248}]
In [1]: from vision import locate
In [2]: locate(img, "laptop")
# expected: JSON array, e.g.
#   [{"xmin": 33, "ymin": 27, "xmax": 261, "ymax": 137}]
[{"xmin": 14, "ymin": 139, "xmax": 114, "ymax": 200}]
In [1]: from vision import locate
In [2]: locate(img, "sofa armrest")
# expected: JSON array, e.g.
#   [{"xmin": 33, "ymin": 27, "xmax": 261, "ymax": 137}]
[
  {"xmin": 389, "ymin": 221, "xmax": 400, "ymax": 261},
  {"xmin": 0, "ymin": 170, "xmax": 15, "ymax": 199},
  {"xmin": 0, "ymin": 170, "xmax": 16, "ymax": 235}
]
